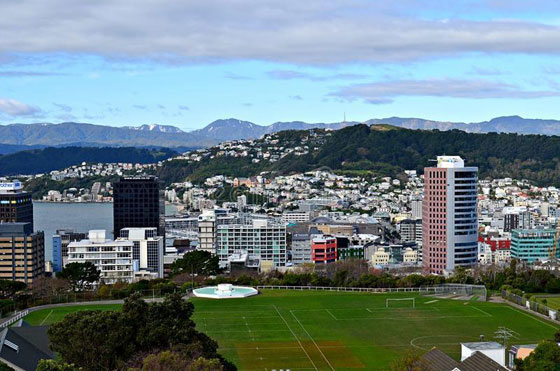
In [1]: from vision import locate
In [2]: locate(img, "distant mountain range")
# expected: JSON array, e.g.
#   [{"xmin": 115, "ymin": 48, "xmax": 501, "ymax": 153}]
[{"xmin": 2, "ymin": 116, "xmax": 560, "ymax": 153}]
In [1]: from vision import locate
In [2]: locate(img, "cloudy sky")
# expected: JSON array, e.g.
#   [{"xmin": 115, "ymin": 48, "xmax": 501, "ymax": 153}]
[{"xmin": 1, "ymin": 0, "xmax": 560, "ymax": 130}]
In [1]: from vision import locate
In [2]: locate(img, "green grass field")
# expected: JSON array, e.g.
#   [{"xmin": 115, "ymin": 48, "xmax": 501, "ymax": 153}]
[
  {"xmin": 536, "ymin": 296, "xmax": 560, "ymax": 310},
  {"xmin": 22, "ymin": 291, "xmax": 560, "ymax": 370},
  {"xmin": 191, "ymin": 290, "xmax": 559, "ymax": 370},
  {"xmin": 24, "ymin": 304, "xmax": 123, "ymax": 326}
]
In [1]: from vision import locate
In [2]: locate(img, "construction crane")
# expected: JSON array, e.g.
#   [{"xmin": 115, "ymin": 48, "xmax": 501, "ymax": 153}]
[{"xmin": 549, "ymin": 222, "xmax": 560, "ymax": 260}]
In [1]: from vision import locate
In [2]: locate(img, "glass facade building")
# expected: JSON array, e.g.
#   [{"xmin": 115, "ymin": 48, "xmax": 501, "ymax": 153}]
[
  {"xmin": 113, "ymin": 177, "xmax": 165, "ymax": 238},
  {"xmin": 511, "ymin": 229, "xmax": 557, "ymax": 263}
]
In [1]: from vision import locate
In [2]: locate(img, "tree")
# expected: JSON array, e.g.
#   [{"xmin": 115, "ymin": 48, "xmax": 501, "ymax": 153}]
[
  {"xmin": 390, "ymin": 350, "xmax": 431, "ymax": 371},
  {"xmin": 48, "ymin": 310, "xmax": 136, "ymax": 370},
  {"xmin": 31, "ymin": 276, "xmax": 70, "ymax": 298},
  {"xmin": 48, "ymin": 294, "xmax": 235, "ymax": 371},
  {"xmin": 0, "ymin": 280, "xmax": 26, "ymax": 299},
  {"xmin": 57, "ymin": 262, "xmax": 100, "ymax": 291},
  {"xmin": 171, "ymin": 250, "xmax": 220, "ymax": 277},
  {"xmin": 516, "ymin": 341, "xmax": 560, "ymax": 370},
  {"xmin": 36, "ymin": 360, "xmax": 80, "ymax": 371}
]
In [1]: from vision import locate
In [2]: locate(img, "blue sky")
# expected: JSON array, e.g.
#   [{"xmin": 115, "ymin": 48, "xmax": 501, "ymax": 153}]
[{"xmin": 1, "ymin": 0, "xmax": 560, "ymax": 130}]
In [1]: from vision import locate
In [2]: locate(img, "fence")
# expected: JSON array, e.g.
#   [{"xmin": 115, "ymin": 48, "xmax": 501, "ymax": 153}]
[
  {"xmin": 0, "ymin": 288, "xmax": 180, "ymax": 320},
  {"xmin": 256, "ymin": 284, "xmax": 487, "ymax": 300},
  {"xmin": 0, "ymin": 309, "xmax": 28, "ymax": 328},
  {"xmin": 502, "ymin": 290, "xmax": 558, "ymax": 322}
]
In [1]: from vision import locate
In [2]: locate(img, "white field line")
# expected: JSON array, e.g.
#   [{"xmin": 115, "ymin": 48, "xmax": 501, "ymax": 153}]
[
  {"xmin": 470, "ymin": 306, "xmax": 492, "ymax": 317},
  {"xmin": 39, "ymin": 310, "xmax": 54, "ymax": 325},
  {"xmin": 424, "ymin": 300, "xmax": 439, "ymax": 304},
  {"xmin": 325, "ymin": 309, "xmax": 337, "ymax": 320},
  {"xmin": 290, "ymin": 310, "xmax": 335, "ymax": 371},
  {"xmin": 272, "ymin": 305, "xmax": 318, "ymax": 371},
  {"xmin": 503, "ymin": 306, "xmax": 560, "ymax": 330},
  {"xmin": 320, "ymin": 314, "xmax": 490, "ymax": 321}
]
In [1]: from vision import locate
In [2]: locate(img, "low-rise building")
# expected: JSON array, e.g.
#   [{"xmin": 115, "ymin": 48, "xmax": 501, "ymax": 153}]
[
  {"xmin": 511, "ymin": 229, "xmax": 557, "ymax": 263},
  {"xmin": 312, "ymin": 235, "xmax": 337, "ymax": 264}
]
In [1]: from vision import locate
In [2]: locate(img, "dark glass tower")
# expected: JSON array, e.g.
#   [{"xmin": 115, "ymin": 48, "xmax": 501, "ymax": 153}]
[
  {"xmin": 0, "ymin": 181, "xmax": 33, "ymax": 231},
  {"xmin": 113, "ymin": 177, "xmax": 165, "ymax": 238}
]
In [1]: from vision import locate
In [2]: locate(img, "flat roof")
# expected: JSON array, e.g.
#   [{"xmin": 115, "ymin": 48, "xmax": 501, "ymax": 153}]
[{"xmin": 462, "ymin": 341, "xmax": 504, "ymax": 350}]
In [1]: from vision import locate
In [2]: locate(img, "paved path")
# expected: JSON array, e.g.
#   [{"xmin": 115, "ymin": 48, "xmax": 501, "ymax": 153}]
[
  {"xmin": 492, "ymin": 296, "xmax": 560, "ymax": 327},
  {"xmin": 0, "ymin": 296, "xmax": 180, "ymax": 327}
]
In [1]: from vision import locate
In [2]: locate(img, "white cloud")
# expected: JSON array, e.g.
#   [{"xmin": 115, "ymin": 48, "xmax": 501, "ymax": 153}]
[
  {"xmin": 332, "ymin": 78, "xmax": 560, "ymax": 103},
  {"xmin": 0, "ymin": 98, "xmax": 41, "ymax": 116},
  {"xmin": 1, "ymin": 1, "xmax": 560, "ymax": 65}
]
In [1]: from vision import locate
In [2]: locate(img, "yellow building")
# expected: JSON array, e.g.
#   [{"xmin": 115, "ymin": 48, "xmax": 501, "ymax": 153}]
[{"xmin": 0, "ymin": 223, "xmax": 45, "ymax": 286}]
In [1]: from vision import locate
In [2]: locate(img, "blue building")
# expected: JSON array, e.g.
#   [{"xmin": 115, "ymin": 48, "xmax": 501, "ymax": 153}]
[
  {"xmin": 52, "ymin": 229, "xmax": 87, "ymax": 273},
  {"xmin": 510, "ymin": 229, "xmax": 557, "ymax": 263},
  {"xmin": 52, "ymin": 235, "xmax": 62, "ymax": 272}
]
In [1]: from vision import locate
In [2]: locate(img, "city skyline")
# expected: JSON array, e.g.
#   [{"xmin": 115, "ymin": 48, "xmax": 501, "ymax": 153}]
[{"xmin": 1, "ymin": 1, "xmax": 560, "ymax": 129}]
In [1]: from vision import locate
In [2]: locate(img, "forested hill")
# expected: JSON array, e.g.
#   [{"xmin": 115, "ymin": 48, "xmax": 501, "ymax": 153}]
[
  {"xmin": 0, "ymin": 147, "xmax": 177, "ymax": 175},
  {"xmin": 310, "ymin": 125, "xmax": 560, "ymax": 181},
  {"xmin": 157, "ymin": 125, "xmax": 560, "ymax": 186}
]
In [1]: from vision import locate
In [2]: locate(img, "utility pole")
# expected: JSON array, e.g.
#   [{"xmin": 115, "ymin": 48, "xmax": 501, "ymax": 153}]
[{"xmin": 494, "ymin": 326, "xmax": 518, "ymax": 347}]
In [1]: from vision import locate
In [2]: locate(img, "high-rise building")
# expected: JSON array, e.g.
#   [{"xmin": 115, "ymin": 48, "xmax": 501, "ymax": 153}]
[
  {"xmin": 119, "ymin": 227, "xmax": 164, "ymax": 278},
  {"xmin": 52, "ymin": 229, "xmax": 87, "ymax": 272},
  {"xmin": 422, "ymin": 156, "xmax": 478, "ymax": 274},
  {"xmin": 113, "ymin": 177, "xmax": 165, "ymax": 238},
  {"xmin": 0, "ymin": 223, "xmax": 45, "ymax": 286},
  {"xmin": 0, "ymin": 181, "xmax": 33, "ymax": 231},
  {"xmin": 68, "ymin": 230, "xmax": 134, "ymax": 284}
]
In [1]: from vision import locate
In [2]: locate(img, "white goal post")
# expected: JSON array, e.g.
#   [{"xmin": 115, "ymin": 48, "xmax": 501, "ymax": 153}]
[{"xmin": 386, "ymin": 298, "xmax": 415, "ymax": 308}]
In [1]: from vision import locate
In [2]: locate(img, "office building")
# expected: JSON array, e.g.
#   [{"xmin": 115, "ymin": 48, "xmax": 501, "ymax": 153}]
[
  {"xmin": 197, "ymin": 209, "xmax": 237, "ymax": 254},
  {"xmin": 113, "ymin": 177, "xmax": 165, "ymax": 238},
  {"xmin": 216, "ymin": 219, "xmax": 287, "ymax": 267},
  {"xmin": 68, "ymin": 230, "xmax": 134, "ymax": 284},
  {"xmin": 399, "ymin": 219, "xmax": 422, "ymax": 244},
  {"xmin": 423, "ymin": 156, "xmax": 478, "ymax": 274},
  {"xmin": 510, "ymin": 229, "xmax": 557, "ymax": 263},
  {"xmin": 311, "ymin": 235, "xmax": 337, "ymax": 264},
  {"xmin": 282, "ymin": 211, "xmax": 311, "ymax": 224},
  {"xmin": 291, "ymin": 233, "xmax": 312, "ymax": 265},
  {"xmin": 337, "ymin": 245, "xmax": 365, "ymax": 260},
  {"xmin": 411, "ymin": 199, "xmax": 423, "ymax": 220},
  {"xmin": 119, "ymin": 227, "xmax": 164, "ymax": 278},
  {"xmin": 52, "ymin": 229, "xmax": 87, "ymax": 272},
  {"xmin": 503, "ymin": 207, "xmax": 531, "ymax": 232},
  {"xmin": 0, "ymin": 223, "xmax": 44, "ymax": 286},
  {"xmin": 0, "ymin": 181, "xmax": 33, "ymax": 231}
]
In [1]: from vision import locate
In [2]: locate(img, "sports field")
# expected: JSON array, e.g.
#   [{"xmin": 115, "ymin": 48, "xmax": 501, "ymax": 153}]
[
  {"xmin": 191, "ymin": 290, "xmax": 559, "ymax": 370},
  {"xmin": 24, "ymin": 303, "xmax": 123, "ymax": 326},
  {"xmin": 21, "ymin": 290, "xmax": 559, "ymax": 370}
]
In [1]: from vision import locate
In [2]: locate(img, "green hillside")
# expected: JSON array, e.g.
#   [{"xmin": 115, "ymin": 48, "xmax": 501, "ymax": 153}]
[{"xmin": 158, "ymin": 125, "xmax": 560, "ymax": 186}]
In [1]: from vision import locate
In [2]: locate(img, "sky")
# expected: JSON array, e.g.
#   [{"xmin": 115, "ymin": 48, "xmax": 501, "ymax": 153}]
[{"xmin": 1, "ymin": 0, "xmax": 560, "ymax": 131}]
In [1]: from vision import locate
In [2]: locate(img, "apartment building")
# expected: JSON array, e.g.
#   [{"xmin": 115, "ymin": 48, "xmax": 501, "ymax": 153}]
[
  {"xmin": 216, "ymin": 219, "xmax": 287, "ymax": 267},
  {"xmin": 68, "ymin": 230, "xmax": 134, "ymax": 284}
]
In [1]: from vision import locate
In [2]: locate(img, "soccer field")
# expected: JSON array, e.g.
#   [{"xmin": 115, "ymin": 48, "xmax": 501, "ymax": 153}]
[
  {"xmin": 191, "ymin": 290, "xmax": 559, "ymax": 370},
  {"xmin": 24, "ymin": 303, "xmax": 123, "ymax": 326}
]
